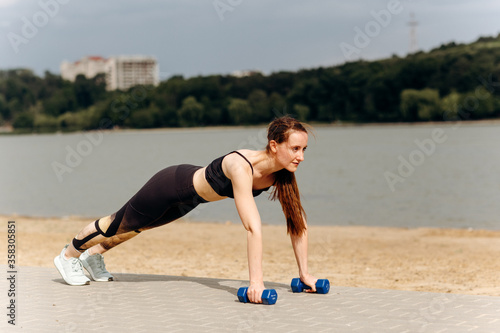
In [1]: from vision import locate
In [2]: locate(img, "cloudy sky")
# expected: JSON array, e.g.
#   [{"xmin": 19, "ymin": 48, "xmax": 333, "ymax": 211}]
[{"xmin": 1, "ymin": 0, "xmax": 499, "ymax": 79}]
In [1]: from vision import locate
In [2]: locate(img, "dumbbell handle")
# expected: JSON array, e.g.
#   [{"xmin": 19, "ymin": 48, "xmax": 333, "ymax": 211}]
[
  {"xmin": 237, "ymin": 287, "xmax": 278, "ymax": 305},
  {"xmin": 300, "ymin": 282, "xmax": 313, "ymax": 291},
  {"xmin": 291, "ymin": 278, "xmax": 330, "ymax": 294}
]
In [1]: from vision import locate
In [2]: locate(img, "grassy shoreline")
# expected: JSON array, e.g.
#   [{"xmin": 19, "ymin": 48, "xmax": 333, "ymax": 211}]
[{"xmin": 2, "ymin": 118, "xmax": 500, "ymax": 136}]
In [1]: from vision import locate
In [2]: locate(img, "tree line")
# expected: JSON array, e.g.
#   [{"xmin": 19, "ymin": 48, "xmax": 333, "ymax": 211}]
[{"xmin": 1, "ymin": 34, "xmax": 500, "ymax": 133}]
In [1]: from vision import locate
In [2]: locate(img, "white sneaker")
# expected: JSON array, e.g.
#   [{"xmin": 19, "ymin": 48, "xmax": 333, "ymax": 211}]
[
  {"xmin": 54, "ymin": 245, "xmax": 90, "ymax": 286},
  {"xmin": 80, "ymin": 250, "xmax": 114, "ymax": 282}
]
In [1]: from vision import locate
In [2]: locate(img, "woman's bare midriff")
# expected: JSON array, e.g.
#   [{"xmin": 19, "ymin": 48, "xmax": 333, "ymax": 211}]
[{"xmin": 192, "ymin": 167, "xmax": 227, "ymax": 202}]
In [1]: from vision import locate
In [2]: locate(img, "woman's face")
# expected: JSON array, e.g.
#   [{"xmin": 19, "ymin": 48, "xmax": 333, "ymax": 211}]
[{"xmin": 275, "ymin": 130, "xmax": 308, "ymax": 172}]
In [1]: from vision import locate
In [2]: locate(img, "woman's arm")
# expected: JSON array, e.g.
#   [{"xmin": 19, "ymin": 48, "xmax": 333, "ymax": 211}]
[
  {"xmin": 228, "ymin": 160, "xmax": 265, "ymax": 303},
  {"xmin": 290, "ymin": 218, "xmax": 318, "ymax": 291}
]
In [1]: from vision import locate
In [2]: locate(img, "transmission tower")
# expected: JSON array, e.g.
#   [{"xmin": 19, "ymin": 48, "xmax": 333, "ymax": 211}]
[{"xmin": 408, "ymin": 12, "xmax": 418, "ymax": 53}]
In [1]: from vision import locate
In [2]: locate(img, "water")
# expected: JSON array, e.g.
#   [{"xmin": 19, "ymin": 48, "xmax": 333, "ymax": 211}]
[{"xmin": 1, "ymin": 122, "xmax": 499, "ymax": 230}]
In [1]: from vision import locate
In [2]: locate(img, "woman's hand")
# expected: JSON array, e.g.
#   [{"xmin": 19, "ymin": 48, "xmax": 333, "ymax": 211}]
[
  {"xmin": 247, "ymin": 282, "xmax": 265, "ymax": 303},
  {"xmin": 299, "ymin": 273, "xmax": 318, "ymax": 293}
]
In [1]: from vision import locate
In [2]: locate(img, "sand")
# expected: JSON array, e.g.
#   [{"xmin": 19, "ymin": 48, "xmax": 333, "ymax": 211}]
[{"xmin": 1, "ymin": 215, "xmax": 499, "ymax": 296}]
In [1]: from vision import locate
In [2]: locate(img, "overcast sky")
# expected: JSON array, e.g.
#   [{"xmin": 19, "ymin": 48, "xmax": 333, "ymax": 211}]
[{"xmin": 1, "ymin": 0, "xmax": 499, "ymax": 79}]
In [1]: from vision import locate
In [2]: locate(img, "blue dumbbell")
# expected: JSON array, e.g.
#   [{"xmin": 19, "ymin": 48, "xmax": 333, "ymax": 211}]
[
  {"xmin": 290, "ymin": 278, "xmax": 330, "ymax": 294},
  {"xmin": 237, "ymin": 287, "xmax": 278, "ymax": 305}
]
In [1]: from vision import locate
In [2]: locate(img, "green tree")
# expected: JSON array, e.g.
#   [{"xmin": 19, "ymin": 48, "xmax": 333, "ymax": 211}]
[
  {"xmin": 247, "ymin": 89, "xmax": 269, "ymax": 122},
  {"xmin": 39, "ymin": 71, "xmax": 64, "ymax": 100},
  {"xmin": 227, "ymin": 98, "xmax": 252, "ymax": 124},
  {"xmin": 58, "ymin": 111, "xmax": 93, "ymax": 131},
  {"xmin": 400, "ymin": 89, "xmax": 441, "ymax": 121},
  {"xmin": 177, "ymin": 96, "xmax": 204, "ymax": 127},
  {"xmin": 293, "ymin": 104, "xmax": 310, "ymax": 122},
  {"xmin": 4, "ymin": 73, "xmax": 37, "ymax": 108},
  {"xmin": 126, "ymin": 104, "xmax": 161, "ymax": 129},
  {"xmin": 83, "ymin": 103, "xmax": 109, "ymax": 130},
  {"xmin": 74, "ymin": 74, "xmax": 106, "ymax": 109},
  {"xmin": 268, "ymin": 92, "xmax": 286, "ymax": 117},
  {"xmin": 43, "ymin": 88, "xmax": 76, "ymax": 116},
  {"xmin": 453, "ymin": 91, "xmax": 498, "ymax": 120},
  {"xmin": 157, "ymin": 105, "xmax": 178, "ymax": 127},
  {"xmin": 440, "ymin": 91, "xmax": 462, "ymax": 121},
  {"xmin": 13, "ymin": 112, "xmax": 34, "ymax": 130},
  {"xmin": 34, "ymin": 114, "xmax": 58, "ymax": 132},
  {"xmin": 0, "ymin": 94, "xmax": 9, "ymax": 120}
]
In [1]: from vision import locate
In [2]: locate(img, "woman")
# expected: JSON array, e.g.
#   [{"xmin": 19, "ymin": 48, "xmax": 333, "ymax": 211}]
[{"xmin": 54, "ymin": 116, "xmax": 318, "ymax": 303}]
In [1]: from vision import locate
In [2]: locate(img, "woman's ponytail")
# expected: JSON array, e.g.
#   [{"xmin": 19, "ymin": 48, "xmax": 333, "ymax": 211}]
[{"xmin": 270, "ymin": 169, "xmax": 307, "ymax": 236}]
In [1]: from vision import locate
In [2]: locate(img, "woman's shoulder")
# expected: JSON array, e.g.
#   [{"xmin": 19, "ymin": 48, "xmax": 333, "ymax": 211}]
[
  {"xmin": 226, "ymin": 149, "xmax": 257, "ymax": 161},
  {"xmin": 233, "ymin": 149, "xmax": 254, "ymax": 156},
  {"xmin": 222, "ymin": 150, "xmax": 255, "ymax": 175}
]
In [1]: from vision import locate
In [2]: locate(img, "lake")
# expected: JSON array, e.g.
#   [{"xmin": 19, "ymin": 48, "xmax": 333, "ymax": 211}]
[{"xmin": 1, "ymin": 122, "xmax": 499, "ymax": 230}]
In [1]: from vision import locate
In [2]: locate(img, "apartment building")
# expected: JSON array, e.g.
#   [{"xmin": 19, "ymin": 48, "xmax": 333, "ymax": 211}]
[{"xmin": 60, "ymin": 55, "xmax": 159, "ymax": 91}]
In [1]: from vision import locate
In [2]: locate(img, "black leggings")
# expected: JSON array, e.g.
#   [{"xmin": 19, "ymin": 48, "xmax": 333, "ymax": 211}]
[{"xmin": 110, "ymin": 164, "xmax": 207, "ymax": 235}]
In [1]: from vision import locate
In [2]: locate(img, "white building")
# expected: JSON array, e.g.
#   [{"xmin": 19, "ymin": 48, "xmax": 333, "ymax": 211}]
[
  {"xmin": 230, "ymin": 70, "xmax": 263, "ymax": 78},
  {"xmin": 60, "ymin": 55, "xmax": 159, "ymax": 91},
  {"xmin": 60, "ymin": 56, "xmax": 107, "ymax": 82},
  {"xmin": 104, "ymin": 56, "xmax": 159, "ymax": 91}
]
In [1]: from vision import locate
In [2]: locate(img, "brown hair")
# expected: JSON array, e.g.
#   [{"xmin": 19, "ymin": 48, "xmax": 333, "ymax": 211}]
[{"xmin": 266, "ymin": 116, "xmax": 309, "ymax": 236}]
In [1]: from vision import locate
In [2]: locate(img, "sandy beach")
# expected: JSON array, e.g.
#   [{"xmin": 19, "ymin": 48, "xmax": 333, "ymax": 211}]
[{"xmin": 1, "ymin": 215, "xmax": 499, "ymax": 296}]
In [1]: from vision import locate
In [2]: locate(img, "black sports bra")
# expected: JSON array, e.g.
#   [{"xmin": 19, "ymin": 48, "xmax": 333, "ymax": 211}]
[{"xmin": 205, "ymin": 151, "xmax": 271, "ymax": 198}]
